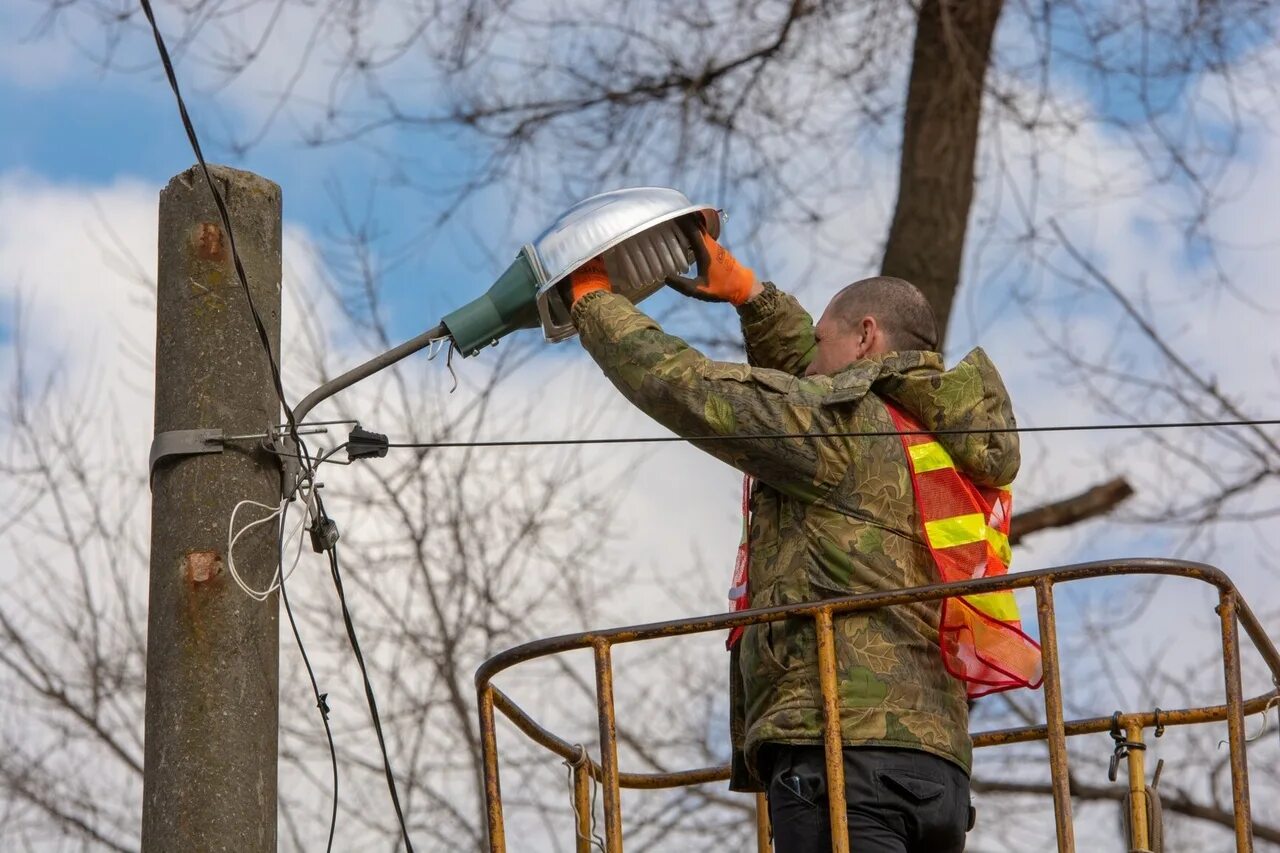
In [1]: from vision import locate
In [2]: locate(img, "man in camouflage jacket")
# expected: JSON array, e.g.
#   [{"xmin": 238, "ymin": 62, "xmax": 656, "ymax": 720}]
[{"xmin": 566, "ymin": 219, "xmax": 1018, "ymax": 852}]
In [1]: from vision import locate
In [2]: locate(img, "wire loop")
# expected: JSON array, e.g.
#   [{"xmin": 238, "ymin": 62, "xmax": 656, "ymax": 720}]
[{"xmin": 563, "ymin": 745, "xmax": 605, "ymax": 852}]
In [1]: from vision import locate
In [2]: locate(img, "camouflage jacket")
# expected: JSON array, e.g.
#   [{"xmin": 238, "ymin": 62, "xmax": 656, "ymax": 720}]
[{"xmin": 572, "ymin": 284, "xmax": 1019, "ymax": 790}]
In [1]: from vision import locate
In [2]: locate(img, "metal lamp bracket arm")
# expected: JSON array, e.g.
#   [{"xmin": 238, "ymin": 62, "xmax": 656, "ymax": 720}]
[
  {"xmin": 147, "ymin": 325, "xmax": 449, "ymax": 494},
  {"xmin": 279, "ymin": 322, "xmax": 449, "ymax": 496}
]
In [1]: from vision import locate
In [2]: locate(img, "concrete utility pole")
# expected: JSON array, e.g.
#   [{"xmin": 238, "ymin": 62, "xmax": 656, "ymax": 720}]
[{"xmin": 143, "ymin": 165, "xmax": 282, "ymax": 852}]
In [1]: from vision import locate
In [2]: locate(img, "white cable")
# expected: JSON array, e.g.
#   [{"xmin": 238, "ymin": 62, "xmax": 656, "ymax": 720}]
[
  {"xmin": 278, "ymin": 486, "xmax": 315, "ymax": 587},
  {"xmin": 227, "ymin": 498, "xmax": 284, "ymax": 601},
  {"xmin": 226, "ymin": 480, "xmax": 319, "ymax": 601}
]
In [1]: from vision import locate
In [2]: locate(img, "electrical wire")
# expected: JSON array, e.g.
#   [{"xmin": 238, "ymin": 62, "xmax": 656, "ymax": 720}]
[
  {"xmin": 226, "ymin": 499, "xmax": 286, "ymax": 601},
  {"xmin": 139, "ymin": 2, "xmax": 407, "ymax": 845},
  {"xmin": 226, "ymin": 485, "xmax": 315, "ymax": 602},
  {"xmin": 313, "ymin": 490, "xmax": 415, "ymax": 852},
  {"xmin": 277, "ymin": 499, "xmax": 339, "ymax": 853},
  {"xmin": 138, "ymin": 0, "xmax": 311, "ymax": 473},
  {"xmin": 225, "ymin": 481, "xmax": 341, "ymax": 848},
  {"xmin": 383, "ymin": 416, "xmax": 1280, "ymax": 450}
]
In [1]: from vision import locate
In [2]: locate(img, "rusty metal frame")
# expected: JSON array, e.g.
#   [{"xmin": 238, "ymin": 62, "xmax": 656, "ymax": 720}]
[{"xmin": 474, "ymin": 559, "xmax": 1280, "ymax": 852}]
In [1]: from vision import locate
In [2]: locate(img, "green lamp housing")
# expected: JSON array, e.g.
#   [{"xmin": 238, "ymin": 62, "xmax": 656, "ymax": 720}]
[{"xmin": 441, "ymin": 250, "xmax": 542, "ymax": 357}]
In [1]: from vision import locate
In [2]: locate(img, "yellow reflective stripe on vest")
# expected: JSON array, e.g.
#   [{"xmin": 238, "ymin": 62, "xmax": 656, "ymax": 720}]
[
  {"xmin": 963, "ymin": 590, "xmax": 1021, "ymax": 623},
  {"xmin": 924, "ymin": 514, "xmax": 1013, "ymax": 564},
  {"xmin": 924, "ymin": 513, "xmax": 985, "ymax": 548},
  {"xmin": 908, "ymin": 441, "xmax": 955, "ymax": 474},
  {"xmin": 986, "ymin": 526, "xmax": 1012, "ymax": 565}
]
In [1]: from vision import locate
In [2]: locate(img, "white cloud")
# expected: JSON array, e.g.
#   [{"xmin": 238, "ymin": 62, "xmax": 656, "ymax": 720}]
[
  {"xmin": 0, "ymin": 172, "xmax": 157, "ymax": 417},
  {"xmin": 0, "ymin": 171, "xmax": 337, "ymax": 466}
]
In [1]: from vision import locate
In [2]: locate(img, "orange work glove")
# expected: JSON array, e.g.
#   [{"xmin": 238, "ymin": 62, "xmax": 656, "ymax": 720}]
[
  {"xmin": 567, "ymin": 256, "xmax": 611, "ymax": 305},
  {"xmin": 665, "ymin": 215, "xmax": 757, "ymax": 305}
]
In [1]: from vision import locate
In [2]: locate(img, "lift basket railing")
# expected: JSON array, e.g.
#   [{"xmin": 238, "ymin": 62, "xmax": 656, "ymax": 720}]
[{"xmin": 475, "ymin": 559, "xmax": 1280, "ymax": 853}]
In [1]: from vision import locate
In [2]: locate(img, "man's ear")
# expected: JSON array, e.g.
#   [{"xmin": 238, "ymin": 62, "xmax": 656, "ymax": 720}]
[
  {"xmin": 862, "ymin": 315, "xmax": 896, "ymax": 355},
  {"xmin": 860, "ymin": 316, "xmax": 879, "ymax": 354}
]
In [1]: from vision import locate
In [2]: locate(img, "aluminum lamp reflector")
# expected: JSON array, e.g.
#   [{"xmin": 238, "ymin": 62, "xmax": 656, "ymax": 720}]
[{"xmin": 442, "ymin": 187, "xmax": 720, "ymax": 356}]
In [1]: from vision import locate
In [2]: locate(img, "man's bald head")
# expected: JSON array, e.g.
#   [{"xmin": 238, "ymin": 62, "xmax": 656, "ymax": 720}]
[
  {"xmin": 804, "ymin": 276, "xmax": 940, "ymax": 376},
  {"xmin": 830, "ymin": 276, "xmax": 939, "ymax": 354}
]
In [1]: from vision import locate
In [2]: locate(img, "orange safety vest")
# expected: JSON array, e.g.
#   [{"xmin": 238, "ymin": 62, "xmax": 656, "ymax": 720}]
[
  {"xmin": 726, "ymin": 407, "xmax": 1042, "ymax": 698},
  {"xmin": 886, "ymin": 403, "xmax": 1043, "ymax": 698}
]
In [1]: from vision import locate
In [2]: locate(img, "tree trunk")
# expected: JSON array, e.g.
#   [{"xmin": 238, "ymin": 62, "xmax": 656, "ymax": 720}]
[{"xmin": 881, "ymin": 0, "xmax": 1004, "ymax": 342}]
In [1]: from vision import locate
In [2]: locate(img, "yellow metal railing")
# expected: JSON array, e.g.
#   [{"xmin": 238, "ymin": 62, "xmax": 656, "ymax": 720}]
[{"xmin": 475, "ymin": 559, "xmax": 1280, "ymax": 852}]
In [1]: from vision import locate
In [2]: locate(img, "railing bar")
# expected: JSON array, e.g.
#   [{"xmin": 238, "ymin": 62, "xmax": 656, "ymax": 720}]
[
  {"xmin": 1218, "ymin": 591, "xmax": 1253, "ymax": 853},
  {"xmin": 478, "ymin": 686, "xmax": 506, "ymax": 852},
  {"xmin": 492, "ymin": 676, "xmax": 1278, "ymax": 787},
  {"xmin": 573, "ymin": 763, "xmax": 592, "ymax": 853},
  {"xmin": 475, "ymin": 560, "xmax": 1240, "ymax": 682},
  {"xmin": 490, "ymin": 684, "xmax": 1279, "ymax": 791},
  {"xmin": 1123, "ymin": 722, "xmax": 1148, "ymax": 851},
  {"xmin": 1035, "ymin": 579, "xmax": 1075, "ymax": 852},
  {"xmin": 755, "ymin": 792, "xmax": 771, "ymax": 853},
  {"xmin": 594, "ymin": 641, "xmax": 624, "ymax": 852},
  {"xmin": 490, "ymin": 687, "xmax": 602, "ymax": 779},
  {"xmin": 491, "ymin": 685, "xmax": 734, "ymax": 787},
  {"xmin": 814, "ymin": 609, "xmax": 849, "ymax": 853},
  {"xmin": 973, "ymin": 691, "xmax": 1279, "ymax": 748},
  {"xmin": 469, "ymin": 561, "xmax": 1280, "ymax": 850},
  {"xmin": 1233, "ymin": 594, "xmax": 1280, "ymax": 684}
]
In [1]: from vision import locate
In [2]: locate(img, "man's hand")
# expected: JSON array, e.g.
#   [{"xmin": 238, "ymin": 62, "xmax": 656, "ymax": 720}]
[
  {"xmin": 666, "ymin": 215, "xmax": 761, "ymax": 306},
  {"xmin": 567, "ymin": 256, "xmax": 612, "ymax": 305}
]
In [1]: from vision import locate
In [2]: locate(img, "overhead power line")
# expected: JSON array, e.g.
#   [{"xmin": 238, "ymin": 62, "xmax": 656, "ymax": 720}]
[
  {"xmin": 383, "ymin": 417, "xmax": 1280, "ymax": 451},
  {"xmin": 137, "ymin": 3, "xmax": 413, "ymax": 849},
  {"xmin": 138, "ymin": 0, "xmax": 306, "ymax": 456},
  {"xmin": 277, "ymin": 501, "xmax": 339, "ymax": 853}
]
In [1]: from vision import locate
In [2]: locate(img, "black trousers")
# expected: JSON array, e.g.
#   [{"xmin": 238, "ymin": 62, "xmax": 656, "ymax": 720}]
[{"xmin": 762, "ymin": 744, "xmax": 972, "ymax": 853}]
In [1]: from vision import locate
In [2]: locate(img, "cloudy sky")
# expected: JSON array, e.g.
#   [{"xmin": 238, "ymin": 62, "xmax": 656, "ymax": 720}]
[
  {"xmin": 2, "ymin": 1, "xmax": 1279, "ymax": 850},
  {"xmin": 3, "ymin": 0, "xmax": 1274, "ymax": 616}
]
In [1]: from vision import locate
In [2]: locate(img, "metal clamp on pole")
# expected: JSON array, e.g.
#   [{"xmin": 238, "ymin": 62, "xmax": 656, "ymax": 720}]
[
  {"xmin": 149, "ymin": 425, "xmax": 332, "ymax": 489},
  {"xmin": 148, "ymin": 429, "xmax": 226, "ymax": 486}
]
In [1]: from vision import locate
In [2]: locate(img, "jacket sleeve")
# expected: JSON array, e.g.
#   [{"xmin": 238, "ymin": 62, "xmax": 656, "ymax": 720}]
[
  {"xmin": 736, "ymin": 282, "xmax": 817, "ymax": 376},
  {"xmin": 573, "ymin": 291, "xmax": 853, "ymax": 503}
]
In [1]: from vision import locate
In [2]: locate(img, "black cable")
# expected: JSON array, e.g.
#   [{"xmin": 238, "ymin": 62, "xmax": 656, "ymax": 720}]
[
  {"xmin": 277, "ymin": 500, "xmax": 339, "ymax": 853},
  {"xmin": 137, "ymin": 0, "xmax": 309, "ymax": 464},
  {"xmin": 383, "ymin": 416, "xmax": 1280, "ymax": 450},
  {"xmin": 138, "ymin": 7, "xmax": 347, "ymax": 842},
  {"xmin": 313, "ymin": 492, "xmax": 415, "ymax": 852}
]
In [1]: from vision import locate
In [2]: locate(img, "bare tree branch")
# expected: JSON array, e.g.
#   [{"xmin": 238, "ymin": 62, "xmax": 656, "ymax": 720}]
[
  {"xmin": 1010, "ymin": 477, "xmax": 1135, "ymax": 546},
  {"xmin": 972, "ymin": 776, "xmax": 1280, "ymax": 844}
]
